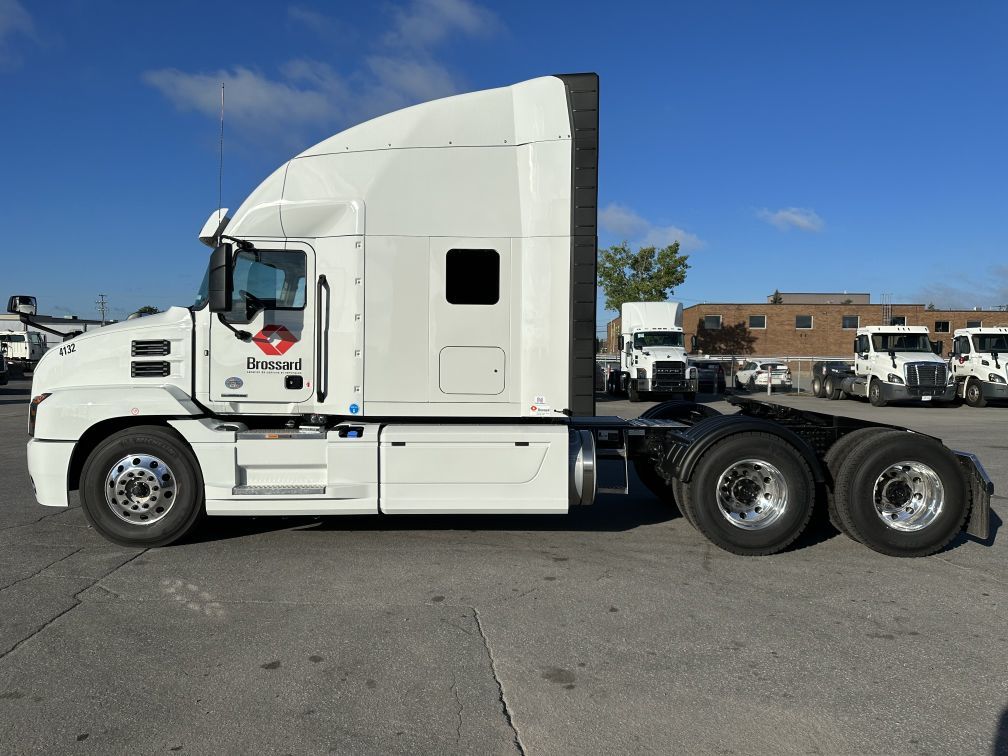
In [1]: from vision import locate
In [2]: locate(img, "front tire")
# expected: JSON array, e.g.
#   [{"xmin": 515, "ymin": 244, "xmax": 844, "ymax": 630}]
[
  {"xmin": 683, "ymin": 432, "xmax": 814, "ymax": 555},
  {"xmin": 964, "ymin": 379, "xmax": 988, "ymax": 408},
  {"xmin": 833, "ymin": 432, "xmax": 968, "ymax": 557},
  {"xmin": 747, "ymin": 377, "xmax": 756, "ymax": 392},
  {"xmin": 627, "ymin": 381, "xmax": 641, "ymax": 402},
  {"xmin": 868, "ymin": 378, "xmax": 888, "ymax": 407},
  {"xmin": 80, "ymin": 426, "xmax": 205, "ymax": 547}
]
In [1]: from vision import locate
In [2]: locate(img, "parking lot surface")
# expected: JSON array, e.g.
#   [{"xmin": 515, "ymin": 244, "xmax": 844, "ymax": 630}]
[{"xmin": 1, "ymin": 378, "xmax": 1006, "ymax": 754}]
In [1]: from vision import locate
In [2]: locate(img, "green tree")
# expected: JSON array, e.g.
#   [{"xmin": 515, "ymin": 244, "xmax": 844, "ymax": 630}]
[
  {"xmin": 597, "ymin": 240, "xmax": 690, "ymax": 312},
  {"xmin": 769, "ymin": 289, "xmax": 783, "ymax": 304},
  {"xmin": 135, "ymin": 305, "xmax": 161, "ymax": 316},
  {"xmin": 695, "ymin": 319, "xmax": 757, "ymax": 356}
]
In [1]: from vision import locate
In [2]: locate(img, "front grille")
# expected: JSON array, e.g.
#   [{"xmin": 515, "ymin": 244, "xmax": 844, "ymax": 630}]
[
  {"xmin": 132, "ymin": 339, "xmax": 170, "ymax": 356},
  {"xmin": 906, "ymin": 362, "xmax": 946, "ymax": 389},
  {"xmin": 131, "ymin": 361, "xmax": 170, "ymax": 378},
  {"xmin": 653, "ymin": 361, "xmax": 685, "ymax": 376}
]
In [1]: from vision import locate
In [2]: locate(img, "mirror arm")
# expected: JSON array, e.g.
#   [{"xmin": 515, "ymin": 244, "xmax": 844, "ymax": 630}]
[
  {"xmin": 216, "ymin": 313, "xmax": 252, "ymax": 342},
  {"xmin": 15, "ymin": 313, "xmax": 71, "ymax": 339}
]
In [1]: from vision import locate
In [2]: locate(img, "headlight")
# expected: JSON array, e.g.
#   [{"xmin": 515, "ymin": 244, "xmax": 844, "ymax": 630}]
[
  {"xmin": 636, "ymin": 368, "xmax": 647, "ymax": 379},
  {"xmin": 989, "ymin": 373, "xmax": 1007, "ymax": 384},
  {"xmin": 887, "ymin": 373, "xmax": 904, "ymax": 385},
  {"xmin": 686, "ymin": 367, "xmax": 697, "ymax": 379},
  {"xmin": 28, "ymin": 393, "xmax": 51, "ymax": 437}
]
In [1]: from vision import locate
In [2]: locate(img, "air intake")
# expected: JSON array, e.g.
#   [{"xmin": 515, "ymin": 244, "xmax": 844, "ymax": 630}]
[
  {"xmin": 131, "ymin": 361, "xmax": 171, "ymax": 378},
  {"xmin": 131, "ymin": 340, "xmax": 170, "ymax": 356}
]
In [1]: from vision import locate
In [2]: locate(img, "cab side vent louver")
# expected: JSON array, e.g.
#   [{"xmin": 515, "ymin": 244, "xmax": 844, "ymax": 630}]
[
  {"xmin": 132, "ymin": 339, "xmax": 170, "ymax": 356},
  {"xmin": 131, "ymin": 361, "xmax": 171, "ymax": 378}
]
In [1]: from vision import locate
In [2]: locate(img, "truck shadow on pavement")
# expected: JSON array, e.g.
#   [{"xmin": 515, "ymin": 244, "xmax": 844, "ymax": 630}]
[{"xmin": 186, "ymin": 490, "xmax": 846, "ymax": 554}]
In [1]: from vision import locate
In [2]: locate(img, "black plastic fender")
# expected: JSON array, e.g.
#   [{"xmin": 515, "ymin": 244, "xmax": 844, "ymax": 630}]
[{"xmin": 660, "ymin": 414, "xmax": 827, "ymax": 485}]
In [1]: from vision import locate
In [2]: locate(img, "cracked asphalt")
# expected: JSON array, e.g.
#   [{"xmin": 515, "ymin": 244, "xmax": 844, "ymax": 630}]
[{"xmin": 1, "ymin": 378, "xmax": 1007, "ymax": 754}]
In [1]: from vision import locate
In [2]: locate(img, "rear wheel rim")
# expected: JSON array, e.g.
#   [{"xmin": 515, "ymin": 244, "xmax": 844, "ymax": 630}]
[
  {"xmin": 872, "ymin": 461, "xmax": 943, "ymax": 531},
  {"xmin": 105, "ymin": 454, "xmax": 178, "ymax": 525},
  {"xmin": 715, "ymin": 459, "xmax": 788, "ymax": 530}
]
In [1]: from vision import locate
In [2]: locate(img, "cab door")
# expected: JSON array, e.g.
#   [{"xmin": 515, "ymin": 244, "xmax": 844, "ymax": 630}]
[{"xmin": 209, "ymin": 242, "xmax": 315, "ymax": 404}]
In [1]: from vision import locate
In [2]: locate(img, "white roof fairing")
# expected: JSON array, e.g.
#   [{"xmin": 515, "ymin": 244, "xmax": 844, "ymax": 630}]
[{"xmin": 225, "ymin": 76, "xmax": 573, "ymax": 241}]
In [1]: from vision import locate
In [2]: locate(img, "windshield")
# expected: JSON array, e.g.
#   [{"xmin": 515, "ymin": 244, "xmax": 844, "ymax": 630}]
[
  {"xmin": 634, "ymin": 331, "xmax": 684, "ymax": 349},
  {"xmin": 871, "ymin": 333, "xmax": 932, "ymax": 352},
  {"xmin": 0, "ymin": 334, "xmax": 26, "ymax": 343},
  {"xmin": 193, "ymin": 260, "xmax": 211, "ymax": 309},
  {"xmin": 974, "ymin": 334, "xmax": 1008, "ymax": 353}
]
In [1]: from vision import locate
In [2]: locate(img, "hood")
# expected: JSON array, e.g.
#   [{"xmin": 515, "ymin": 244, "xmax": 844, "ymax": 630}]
[
  {"xmin": 32, "ymin": 307, "xmax": 192, "ymax": 396},
  {"xmin": 639, "ymin": 346, "xmax": 687, "ymax": 359}
]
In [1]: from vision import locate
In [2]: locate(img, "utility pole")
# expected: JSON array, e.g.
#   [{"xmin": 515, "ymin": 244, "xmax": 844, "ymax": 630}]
[{"xmin": 96, "ymin": 294, "xmax": 108, "ymax": 326}]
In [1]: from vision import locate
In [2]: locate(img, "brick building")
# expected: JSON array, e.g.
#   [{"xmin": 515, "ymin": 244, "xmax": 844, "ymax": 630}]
[{"xmin": 605, "ymin": 301, "xmax": 1008, "ymax": 357}]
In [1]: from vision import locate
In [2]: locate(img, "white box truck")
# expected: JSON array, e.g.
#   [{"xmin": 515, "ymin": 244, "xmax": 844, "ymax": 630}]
[
  {"xmin": 616, "ymin": 301, "xmax": 697, "ymax": 402},
  {"xmin": 819, "ymin": 325, "xmax": 955, "ymax": 407},
  {"xmin": 949, "ymin": 326, "xmax": 1008, "ymax": 407},
  {"xmin": 14, "ymin": 74, "xmax": 991, "ymax": 558}
]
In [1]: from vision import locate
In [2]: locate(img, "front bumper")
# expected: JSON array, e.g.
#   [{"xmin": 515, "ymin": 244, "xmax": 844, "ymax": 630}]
[
  {"xmin": 641, "ymin": 377, "xmax": 699, "ymax": 393},
  {"xmin": 27, "ymin": 438, "xmax": 74, "ymax": 507},
  {"xmin": 878, "ymin": 382, "xmax": 956, "ymax": 403},
  {"xmin": 980, "ymin": 381, "xmax": 1008, "ymax": 400}
]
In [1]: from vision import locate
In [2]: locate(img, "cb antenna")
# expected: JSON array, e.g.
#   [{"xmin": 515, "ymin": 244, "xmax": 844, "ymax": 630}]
[{"xmin": 218, "ymin": 82, "xmax": 224, "ymax": 223}]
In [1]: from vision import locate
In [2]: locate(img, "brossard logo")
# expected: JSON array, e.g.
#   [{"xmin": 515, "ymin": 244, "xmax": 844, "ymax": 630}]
[{"xmin": 247, "ymin": 324, "xmax": 301, "ymax": 372}]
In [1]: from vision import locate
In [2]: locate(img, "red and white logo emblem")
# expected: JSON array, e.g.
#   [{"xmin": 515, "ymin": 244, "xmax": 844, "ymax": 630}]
[{"xmin": 253, "ymin": 324, "xmax": 297, "ymax": 355}]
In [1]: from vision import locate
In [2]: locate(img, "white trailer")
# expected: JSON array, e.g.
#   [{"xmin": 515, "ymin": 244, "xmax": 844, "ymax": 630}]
[
  {"xmin": 15, "ymin": 74, "xmax": 992, "ymax": 558},
  {"xmin": 615, "ymin": 301, "xmax": 697, "ymax": 402},
  {"xmin": 819, "ymin": 325, "xmax": 955, "ymax": 407},
  {"xmin": 949, "ymin": 326, "xmax": 1008, "ymax": 407}
]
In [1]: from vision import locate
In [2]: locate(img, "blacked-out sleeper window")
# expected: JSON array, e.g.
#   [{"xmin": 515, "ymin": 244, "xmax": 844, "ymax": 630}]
[{"xmin": 446, "ymin": 249, "xmax": 499, "ymax": 305}]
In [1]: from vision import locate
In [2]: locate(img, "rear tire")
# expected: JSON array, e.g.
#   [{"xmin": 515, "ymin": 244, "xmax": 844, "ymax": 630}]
[
  {"xmin": 683, "ymin": 433, "xmax": 814, "ymax": 556},
  {"xmin": 833, "ymin": 432, "xmax": 968, "ymax": 557},
  {"xmin": 964, "ymin": 379, "xmax": 987, "ymax": 408},
  {"xmin": 823, "ymin": 428, "xmax": 893, "ymax": 539},
  {"xmin": 825, "ymin": 374, "xmax": 842, "ymax": 400},
  {"xmin": 80, "ymin": 426, "xmax": 205, "ymax": 547},
  {"xmin": 673, "ymin": 478, "xmax": 697, "ymax": 528},
  {"xmin": 811, "ymin": 375, "xmax": 823, "ymax": 398}
]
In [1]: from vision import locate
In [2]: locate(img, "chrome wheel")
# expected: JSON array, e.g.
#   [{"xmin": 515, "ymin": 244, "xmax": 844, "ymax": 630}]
[
  {"xmin": 873, "ymin": 461, "xmax": 943, "ymax": 531},
  {"xmin": 105, "ymin": 453, "xmax": 177, "ymax": 525},
  {"xmin": 715, "ymin": 459, "xmax": 788, "ymax": 530}
]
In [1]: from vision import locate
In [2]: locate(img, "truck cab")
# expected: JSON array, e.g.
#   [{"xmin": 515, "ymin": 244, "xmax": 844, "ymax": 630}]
[
  {"xmin": 618, "ymin": 301, "xmax": 697, "ymax": 402},
  {"xmin": 949, "ymin": 326, "xmax": 1008, "ymax": 407},
  {"xmin": 0, "ymin": 330, "xmax": 47, "ymax": 375},
  {"xmin": 845, "ymin": 325, "xmax": 955, "ymax": 407}
]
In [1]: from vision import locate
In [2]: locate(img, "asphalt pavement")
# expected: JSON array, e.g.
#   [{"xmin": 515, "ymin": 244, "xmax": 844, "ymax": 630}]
[{"xmin": 1, "ymin": 378, "xmax": 1006, "ymax": 754}]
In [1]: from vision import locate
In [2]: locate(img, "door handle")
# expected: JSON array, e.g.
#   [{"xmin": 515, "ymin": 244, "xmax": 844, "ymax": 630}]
[{"xmin": 316, "ymin": 275, "xmax": 330, "ymax": 402}]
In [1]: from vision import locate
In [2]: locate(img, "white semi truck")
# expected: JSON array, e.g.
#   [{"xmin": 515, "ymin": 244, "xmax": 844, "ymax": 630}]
[
  {"xmin": 949, "ymin": 326, "xmax": 1008, "ymax": 407},
  {"xmin": 616, "ymin": 301, "xmax": 697, "ymax": 402},
  {"xmin": 819, "ymin": 325, "xmax": 955, "ymax": 407},
  {"xmin": 15, "ymin": 74, "xmax": 991, "ymax": 558}
]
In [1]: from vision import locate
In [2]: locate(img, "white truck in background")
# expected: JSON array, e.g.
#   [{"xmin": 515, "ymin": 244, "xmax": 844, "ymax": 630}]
[
  {"xmin": 12, "ymin": 74, "xmax": 992, "ymax": 558},
  {"xmin": 949, "ymin": 327, "xmax": 1008, "ymax": 407},
  {"xmin": 819, "ymin": 325, "xmax": 955, "ymax": 407},
  {"xmin": 0, "ymin": 330, "xmax": 48, "ymax": 375},
  {"xmin": 616, "ymin": 301, "xmax": 697, "ymax": 402}
]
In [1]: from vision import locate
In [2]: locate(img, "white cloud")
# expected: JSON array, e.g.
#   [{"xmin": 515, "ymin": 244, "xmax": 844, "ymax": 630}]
[
  {"xmin": 383, "ymin": 0, "xmax": 499, "ymax": 49},
  {"xmin": 0, "ymin": 0, "xmax": 35, "ymax": 70},
  {"xmin": 916, "ymin": 264, "xmax": 1008, "ymax": 310},
  {"xmin": 144, "ymin": 1, "xmax": 497, "ymax": 141},
  {"xmin": 757, "ymin": 207, "xmax": 824, "ymax": 232},
  {"xmin": 599, "ymin": 203, "xmax": 704, "ymax": 251}
]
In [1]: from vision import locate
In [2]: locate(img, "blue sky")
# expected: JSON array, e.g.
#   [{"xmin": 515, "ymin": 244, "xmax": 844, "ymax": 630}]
[{"xmin": 1, "ymin": 0, "xmax": 1005, "ymax": 324}]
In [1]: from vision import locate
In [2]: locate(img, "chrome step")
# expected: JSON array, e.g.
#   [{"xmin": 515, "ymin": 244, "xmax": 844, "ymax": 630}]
[{"xmin": 231, "ymin": 485, "xmax": 326, "ymax": 496}]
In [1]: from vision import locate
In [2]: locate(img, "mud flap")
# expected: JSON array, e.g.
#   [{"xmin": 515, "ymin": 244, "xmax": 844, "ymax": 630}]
[{"xmin": 955, "ymin": 451, "xmax": 994, "ymax": 540}]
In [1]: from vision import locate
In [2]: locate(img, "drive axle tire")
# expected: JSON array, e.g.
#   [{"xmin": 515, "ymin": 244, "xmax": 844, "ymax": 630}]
[
  {"xmin": 825, "ymin": 374, "xmax": 842, "ymax": 400},
  {"xmin": 683, "ymin": 432, "xmax": 814, "ymax": 556},
  {"xmin": 833, "ymin": 432, "xmax": 969, "ymax": 557},
  {"xmin": 964, "ymin": 379, "xmax": 988, "ymax": 408},
  {"xmin": 80, "ymin": 426, "xmax": 205, "ymax": 548},
  {"xmin": 823, "ymin": 427, "xmax": 895, "ymax": 539},
  {"xmin": 672, "ymin": 478, "xmax": 697, "ymax": 528},
  {"xmin": 811, "ymin": 375, "xmax": 823, "ymax": 398},
  {"xmin": 628, "ymin": 382, "xmax": 641, "ymax": 402}
]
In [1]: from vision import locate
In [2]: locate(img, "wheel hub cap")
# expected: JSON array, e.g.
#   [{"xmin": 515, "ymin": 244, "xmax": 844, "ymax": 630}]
[
  {"xmin": 105, "ymin": 454, "xmax": 177, "ymax": 525},
  {"xmin": 872, "ymin": 461, "xmax": 943, "ymax": 531},
  {"xmin": 715, "ymin": 459, "xmax": 788, "ymax": 530}
]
